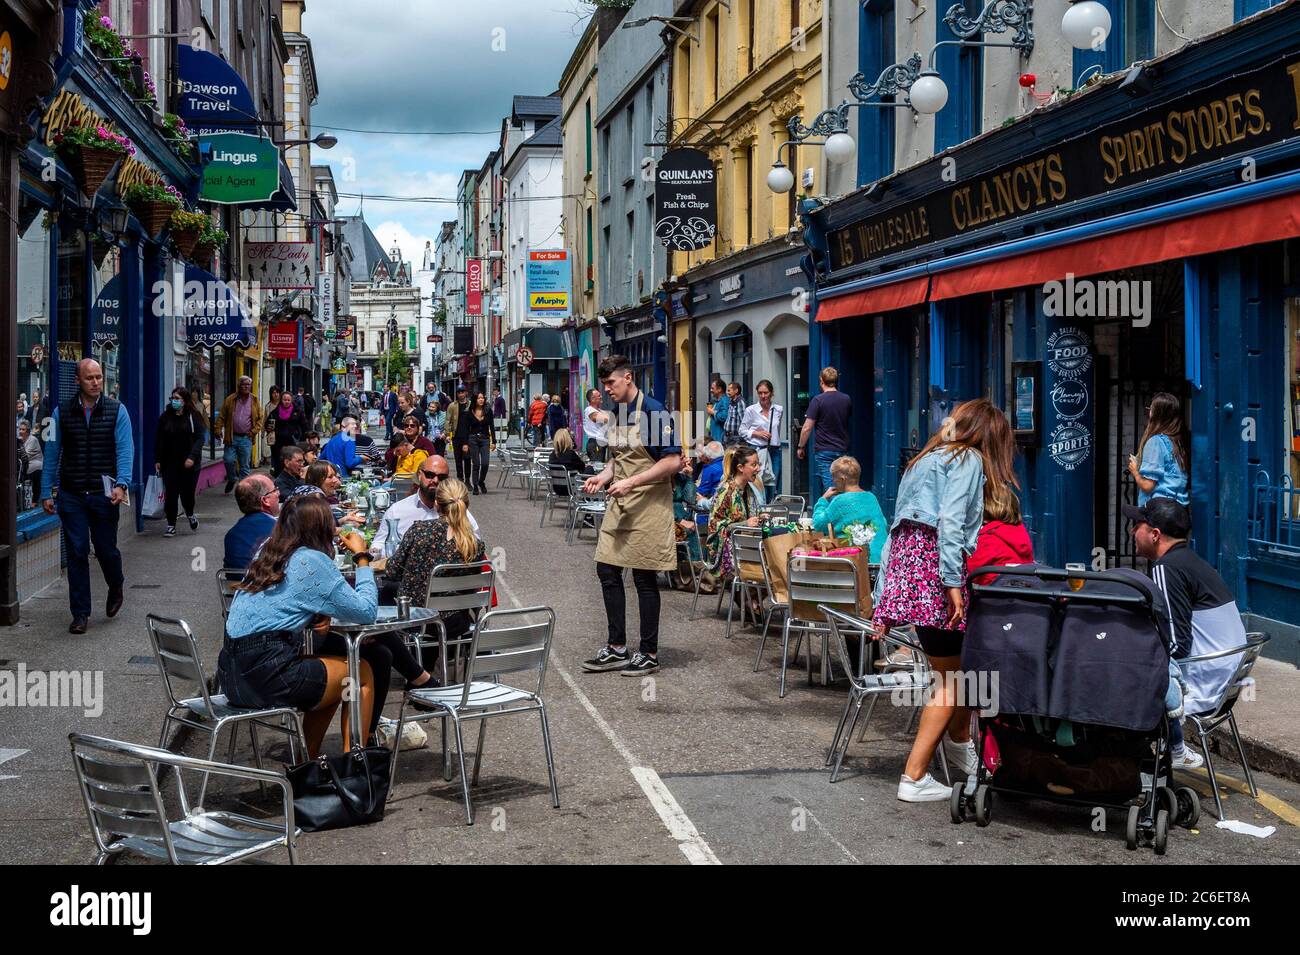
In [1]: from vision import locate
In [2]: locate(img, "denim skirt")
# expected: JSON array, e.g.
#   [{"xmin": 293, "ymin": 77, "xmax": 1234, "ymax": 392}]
[{"xmin": 217, "ymin": 629, "xmax": 328, "ymax": 711}]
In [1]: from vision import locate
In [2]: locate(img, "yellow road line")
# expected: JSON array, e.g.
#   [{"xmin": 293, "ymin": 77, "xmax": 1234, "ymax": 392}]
[{"xmin": 1174, "ymin": 769, "xmax": 1300, "ymax": 828}]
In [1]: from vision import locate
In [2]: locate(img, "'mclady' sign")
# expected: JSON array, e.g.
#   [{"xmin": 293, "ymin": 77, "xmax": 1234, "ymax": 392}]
[{"xmin": 828, "ymin": 55, "xmax": 1300, "ymax": 272}]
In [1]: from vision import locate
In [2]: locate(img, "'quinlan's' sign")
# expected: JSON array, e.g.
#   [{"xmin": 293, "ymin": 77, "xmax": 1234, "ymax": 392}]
[
  {"xmin": 828, "ymin": 56, "xmax": 1300, "ymax": 271},
  {"xmin": 198, "ymin": 133, "xmax": 280, "ymax": 204}
]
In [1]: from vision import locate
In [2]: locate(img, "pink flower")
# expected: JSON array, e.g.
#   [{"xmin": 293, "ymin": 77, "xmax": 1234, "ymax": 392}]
[{"xmin": 100, "ymin": 16, "xmax": 112, "ymax": 28}]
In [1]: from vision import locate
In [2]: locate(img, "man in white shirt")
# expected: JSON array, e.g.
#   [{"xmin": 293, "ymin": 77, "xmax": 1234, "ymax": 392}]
[
  {"xmin": 583, "ymin": 388, "xmax": 609, "ymax": 463},
  {"xmin": 371, "ymin": 454, "xmax": 479, "ymax": 554},
  {"xmin": 740, "ymin": 379, "xmax": 784, "ymax": 499}
]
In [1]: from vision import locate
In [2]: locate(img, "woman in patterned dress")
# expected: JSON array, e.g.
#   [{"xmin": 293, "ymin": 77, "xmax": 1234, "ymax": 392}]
[{"xmin": 872, "ymin": 399, "xmax": 1018, "ymax": 803}]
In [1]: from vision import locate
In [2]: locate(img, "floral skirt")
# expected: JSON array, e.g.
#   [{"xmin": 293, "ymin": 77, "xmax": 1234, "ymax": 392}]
[{"xmin": 873, "ymin": 520, "xmax": 968, "ymax": 632}]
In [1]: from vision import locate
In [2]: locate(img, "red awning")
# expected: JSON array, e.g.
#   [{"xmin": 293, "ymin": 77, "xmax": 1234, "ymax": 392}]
[
  {"xmin": 930, "ymin": 191, "xmax": 1300, "ymax": 302},
  {"xmin": 816, "ymin": 275, "xmax": 930, "ymax": 322}
]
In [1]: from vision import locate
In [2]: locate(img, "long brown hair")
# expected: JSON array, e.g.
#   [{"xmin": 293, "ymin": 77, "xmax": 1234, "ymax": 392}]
[
  {"xmin": 239, "ymin": 495, "xmax": 337, "ymax": 594},
  {"xmin": 436, "ymin": 478, "xmax": 479, "ymax": 563},
  {"xmin": 1137, "ymin": 391, "xmax": 1188, "ymax": 473},
  {"xmin": 908, "ymin": 398, "xmax": 1019, "ymax": 507},
  {"xmin": 727, "ymin": 446, "xmax": 758, "ymax": 482}
]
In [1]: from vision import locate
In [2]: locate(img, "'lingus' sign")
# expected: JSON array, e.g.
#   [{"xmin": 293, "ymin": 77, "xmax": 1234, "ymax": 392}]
[{"xmin": 198, "ymin": 133, "xmax": 280, "ymax": 204}]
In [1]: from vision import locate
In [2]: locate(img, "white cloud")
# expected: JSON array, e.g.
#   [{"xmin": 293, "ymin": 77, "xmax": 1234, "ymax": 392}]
[{"xmin": 371, "ymin": 220, "xmax": 437, "ymax": 272}]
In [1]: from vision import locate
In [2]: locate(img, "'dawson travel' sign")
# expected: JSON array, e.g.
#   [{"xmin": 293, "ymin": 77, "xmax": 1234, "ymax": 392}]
[
  {"xmin": 199, "ymin": 133, "xmax": 280, "ymax": 203},
  {"xmin": 655, "ymin": 148, "xmax": 717, "ymax": 251},
  {"xmin": 827, "ymin": 55, "xmax": 1300, "ymax": 271}
]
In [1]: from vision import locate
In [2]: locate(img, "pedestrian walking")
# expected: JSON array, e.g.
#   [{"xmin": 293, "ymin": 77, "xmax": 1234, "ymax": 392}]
[
  {"xmin": 871, "ymin": 398, "xmax": 1016, "ymax": 802},
  {"xmin": 383, "ymin": 386, "xmax": 400, "ymax": 440},
  {"xmin": 546, "ymin": 393, "xmax": 568, "ymax": 439},
  {"xmin": 581, "ymin": 355, "xmax": 682, "ymax": 676},
  {"xmin": 40, "ymin": 358, "xmax": 132, "ymax": 634},
  {"xmin": 462, "ymin": 392, "xmax": 494, "ymax": 494},
  {"xmin": 296, "ymin": 386, "xmax": 316, "ymax": 426},
  {"xmin": 528, "ymin": 393, "xmax": 548, "ymax": 446},
  {"xmin": 426, "ymin": 400, "xmax": 447, "ymax": 455},
  {"xmin": 582, "ymin": 388, "xmax": 609, "ymax": 463},
  {"xmin": 268, "ymin": 390, "xmax": 308, "ymax": 476},
  {"xmin": 318, "ymin": 392, "xmax": 332, "ymax": 434},
  {"xmin": 721, "ymin": 381, "xmax": 745, "ymax": 446},
  {"xmin": 450, "ymin": 387, "xmax": 471, "ymax": 482},
  {"xmin": 740, "ymin": 380, "xmax": 785, "ymax": 499},
  {"xmin": 154, "ymin": 386, "xmax": 207, "ymax": 537},
  {"xmin": 264, "ymin": 385, "xmax": 282, "ymax": 468},
  {"xmin": 705, "ymin": 377, "xmax": 727, "ymax": 443},
  {"xmin": 492, "ymin": 387, "xmax": 508, "ymax": 445},
  {"xmin": 215, "ymin": 375, "xmax": 262, "ymax": 494},
  {"xmin": 797, "ymin": 367, "xmax": 852, "ymax": 500},
  {"xmin": 17, "ymin": 419, "xmax": 42, "ymax": 507},
  {"xmin": 1128, "ymin": 391, "xmax": 1189, "ymax": 506}
]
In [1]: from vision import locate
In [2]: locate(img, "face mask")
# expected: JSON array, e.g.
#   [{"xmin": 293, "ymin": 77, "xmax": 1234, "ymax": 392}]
[{"xmin": 170, "ymin": 398, "xmax": 183, "ymax": 411}]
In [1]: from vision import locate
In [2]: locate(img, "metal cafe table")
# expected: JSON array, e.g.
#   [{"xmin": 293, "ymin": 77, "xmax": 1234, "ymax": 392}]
[{"xmin": 328, "ymin": 605, "xmax": 437, "ymax": 746}]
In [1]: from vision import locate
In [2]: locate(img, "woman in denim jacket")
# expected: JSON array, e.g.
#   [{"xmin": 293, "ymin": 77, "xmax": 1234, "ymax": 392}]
[
  {"xmin": 1127, "ymin": 392, "xmax": 1189, "ymax": 506},
  {"xmin": 872, "ymin": 399, "xmax": 1019, "ymax": 803}
]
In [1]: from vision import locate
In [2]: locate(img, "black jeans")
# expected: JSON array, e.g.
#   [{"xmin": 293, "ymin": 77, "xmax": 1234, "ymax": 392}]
[
  {"xmin": 596, "ymin": 561, "xmax": 660, "ymax": 656},
  {"xmin": 454, "ymin": 443, "xmax": 470, "ymax": 482},
  {"xmin": 469, "ymin": 435, "xmax": 490, "ymax": 488},
  {"xmin": 160, "ymin": 463, "xmax": 198, "ymax": 524}
]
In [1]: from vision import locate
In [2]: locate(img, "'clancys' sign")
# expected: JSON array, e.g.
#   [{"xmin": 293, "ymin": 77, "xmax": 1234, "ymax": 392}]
[
  {"xmin": 655, "ymin": 148, "xmax": 717, "ymax": 251},
  {"xmin": 827, "ymin": 55, "xmax": 1300, "ymax": 271}
]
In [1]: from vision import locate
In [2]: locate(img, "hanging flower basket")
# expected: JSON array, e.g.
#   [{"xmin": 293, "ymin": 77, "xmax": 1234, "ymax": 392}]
[
  {"xmin": 52, "ymin": 125, "xmax": 134, "ymax": 198},
  {"xmin": 191, "ymin": 244, "xmax": 214, "ymax": 270},
  {"xmin": 191, "ymin": 225, "xmax": 228, "ymax": 271},
  {"xmin": 121, "ymin": 182, "xmax": 184, "ymax": 240},
  {"xmin": 169, "ymin": 210, "xmax": 208, "ymax": 259}
]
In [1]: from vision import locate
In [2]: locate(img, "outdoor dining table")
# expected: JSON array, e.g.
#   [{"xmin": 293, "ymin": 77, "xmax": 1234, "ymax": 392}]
[{"xmin": 328, "ymin": 605, "xmax": 437, "ymax": 746}]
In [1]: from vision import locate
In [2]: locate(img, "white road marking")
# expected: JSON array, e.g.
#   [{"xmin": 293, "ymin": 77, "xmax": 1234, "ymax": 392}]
[
  {"xmin": 785, "ymin": 790, "xmax": 861, "ymax": 864},
  {"xmin": 0, "ymin": 748, "xmax": 29, "ymax": 781},
  {"xmin": 494, "ymin": 575, "xmax": 721, "ymax": 865}
]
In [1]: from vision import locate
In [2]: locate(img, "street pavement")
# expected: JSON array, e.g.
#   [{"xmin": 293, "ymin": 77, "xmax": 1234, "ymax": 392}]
[{"xmin": 2, "ymin": 461, "xmax": 1299, "ymax": 865}]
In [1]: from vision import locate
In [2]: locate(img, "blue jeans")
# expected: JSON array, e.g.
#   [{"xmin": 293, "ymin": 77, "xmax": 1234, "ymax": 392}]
[
  {"xmin": 813, "ymin": 449, "xmax": 839, "ymax": 500},
  {"xmin": 58, "ymin": 491, "xmax": 124, "ymax": 619},
  {"xmin": 223, "ymin": 435, "xmax": 253, "ymax": 483},
  {"xmin": 1167, "ymin": 661, "xmax": 1185, "ymax": 751}
]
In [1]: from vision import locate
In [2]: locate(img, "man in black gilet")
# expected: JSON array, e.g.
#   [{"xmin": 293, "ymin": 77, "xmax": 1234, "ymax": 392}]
[{"xmin": 40, "ymin": 359, "xmax": 134, "ymax": 634}]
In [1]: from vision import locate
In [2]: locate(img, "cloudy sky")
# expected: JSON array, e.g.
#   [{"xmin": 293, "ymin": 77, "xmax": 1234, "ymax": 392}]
[{"xmin": 302, "ymin": 0, "xmax": 591, "ymax": 267}]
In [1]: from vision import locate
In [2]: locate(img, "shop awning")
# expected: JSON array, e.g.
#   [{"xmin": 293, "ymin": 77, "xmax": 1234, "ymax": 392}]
[
  {"xmin": 816, "ymin": 177, "xmax": 1300, "ymax": 318},
  {"xmin": 816, "ymin": 275, "xmax": 931, "ymax": 322},
  {"xmin": 233, "ymin": 156, "xmax": 298, "ymax": 212},
  {"xmin": 183, "ymin": 264, "xmax": 255, "ymax": 349},
  {"xmin": 929, "ymin": 190, "xmax": 1300, "ymax": 302}
]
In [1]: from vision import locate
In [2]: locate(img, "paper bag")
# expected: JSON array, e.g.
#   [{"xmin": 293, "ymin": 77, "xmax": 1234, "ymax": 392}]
[
  {"xmin": 786, "ymin": 547, "xmax": 874, "ymax": 621},
  {"xmin": 761, "ymin": 530, "xmax": 822, "ymax": 605}
]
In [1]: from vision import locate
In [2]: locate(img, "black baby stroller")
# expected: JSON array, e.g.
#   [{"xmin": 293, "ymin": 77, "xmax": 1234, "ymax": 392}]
[{"xmin": 949, "ymin": 564, "xmax": 1200, "ymax": 854}]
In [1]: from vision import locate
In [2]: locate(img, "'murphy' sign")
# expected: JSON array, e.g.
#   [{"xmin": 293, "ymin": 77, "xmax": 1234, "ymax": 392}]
[{"xmin": 828, "ymin": 55, "xmax": 1300, "ymax": 271}]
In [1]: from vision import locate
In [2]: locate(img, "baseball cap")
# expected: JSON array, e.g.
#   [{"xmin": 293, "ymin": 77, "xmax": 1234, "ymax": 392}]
[{"xmin": 1122, "ymin": 497, "xmax": 1191, "ymax": 538}]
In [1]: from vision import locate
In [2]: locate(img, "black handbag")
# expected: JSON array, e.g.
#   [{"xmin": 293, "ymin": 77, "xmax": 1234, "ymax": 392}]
[{"xmin": 287, "ymin": 745, "xmax": 392, "ymax": 832}]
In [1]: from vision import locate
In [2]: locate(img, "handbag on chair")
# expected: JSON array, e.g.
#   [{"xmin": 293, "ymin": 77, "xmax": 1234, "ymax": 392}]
[{"xmin": 287, "ymin": 745, "xmax": 392, "ymax": 832}]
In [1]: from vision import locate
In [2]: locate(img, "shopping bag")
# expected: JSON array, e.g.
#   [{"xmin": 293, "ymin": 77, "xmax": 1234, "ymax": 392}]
[
  {"xmin": 761, "ymin": 530, "xmax": 822, "ymax": 605},
  {"xmin": 141, "ymin": 475, "xmax": 166, "ymax": 520},
  {"xmin": 756, "ymin": 447, "xmax": 776, "ymax": 485},
  {"xmin": 789, "ymin": 547, "xmax": 874, "ymax": 620}
]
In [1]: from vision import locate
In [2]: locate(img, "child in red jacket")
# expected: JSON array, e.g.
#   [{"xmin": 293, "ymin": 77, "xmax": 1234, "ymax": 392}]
[{"xmin": 967, "ymin": 490, "xmax": 1034, "ymax": 584}]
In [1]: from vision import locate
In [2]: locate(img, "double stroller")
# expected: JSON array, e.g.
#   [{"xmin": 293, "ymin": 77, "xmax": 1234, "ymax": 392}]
[{"xmin": 950, "ymin": 564, "xmax": 1199, "ymax": 854}]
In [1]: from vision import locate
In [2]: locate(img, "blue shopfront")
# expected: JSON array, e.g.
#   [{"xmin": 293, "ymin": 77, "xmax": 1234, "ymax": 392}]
[
  {"xmin": 807, "ymin": 3, "xmax": 1300, "ymax": 659},
  {"xmin": 11, "ymin": 1, "xmax": 200, "ymax": 605}
]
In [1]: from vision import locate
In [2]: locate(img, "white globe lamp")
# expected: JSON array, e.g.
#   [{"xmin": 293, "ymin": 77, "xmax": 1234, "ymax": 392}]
[
  {"xmin": 767, "ymin": 162, "xmax": 795, "ymax": 194},
  {"xmin": 1062, "ymin": 1, "xmax": 1112, "ymax": 51},
  {"xmin": 909, "ymin": 71, "xmax": 949, "ymax": 115},
  {"xmin": 824, "ymin": 131, "xmax": 857, "ymax": 166}
]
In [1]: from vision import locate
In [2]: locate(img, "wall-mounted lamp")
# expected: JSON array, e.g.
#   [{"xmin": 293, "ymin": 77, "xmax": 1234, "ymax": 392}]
[
  {"xmin": 919, "ymin": 0, "xmax": 1037, "ymax": 115},
  {"xmin": 1061, "ymin": 0, "xmax": 1113, "ymax": 51}
]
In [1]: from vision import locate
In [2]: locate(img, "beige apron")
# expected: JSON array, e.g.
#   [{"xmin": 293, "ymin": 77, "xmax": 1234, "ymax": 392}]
[{"xmin": 593, "ymin": 392, "xmax": 676, "ymax": 571}]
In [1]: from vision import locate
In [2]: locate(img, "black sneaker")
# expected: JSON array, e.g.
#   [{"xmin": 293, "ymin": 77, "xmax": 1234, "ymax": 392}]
[
  {"xmin": 188, "ymin": 516, "xmax": 199, "ymax": 531},
  {"xmin": 224, "ymin": 480, "xmax": 235, "ymax": 494},
  {"xmin": 581, "ymin": 645, "xmax": 629, "ymax": 672},
  {"xmin": 164, "ymin": 525, "xmax": 176, "ymax": 537},
  {"xmin": 621, "ymin": 652, "xmax": 660, "ymax": 676}
]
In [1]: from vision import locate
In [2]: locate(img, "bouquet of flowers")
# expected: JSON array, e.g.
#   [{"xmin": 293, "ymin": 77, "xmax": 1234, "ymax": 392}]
[
  {"xmin": 842, "ymin": 522, "xmax": 877, "ymax": 549},
  {"xmin": 52, "ymin": 123, "xmax": 134, "ymax": 157}
]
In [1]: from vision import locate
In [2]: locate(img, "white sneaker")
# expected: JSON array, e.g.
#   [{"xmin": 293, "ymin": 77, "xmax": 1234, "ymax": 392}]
[
  {"xmin": 1171, "ymin": 746, "xmax": 1204, "ymax": 770},
  {"xmin": 943, "ymin": 736, "xmax": 980, "ymax": 777},
  {"xmin": 897, "ymin": 772, "xmax": 953, "ymax": 802}
]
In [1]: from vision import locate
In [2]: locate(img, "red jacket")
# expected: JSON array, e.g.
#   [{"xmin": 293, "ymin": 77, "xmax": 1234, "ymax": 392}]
[
  {"xmin": 528, "ymin": 399, "xmax": 548, "ymax": 426},
  {"xmin": 967, "ymin": 521, "xmax": 1034, "ymax": 585}
]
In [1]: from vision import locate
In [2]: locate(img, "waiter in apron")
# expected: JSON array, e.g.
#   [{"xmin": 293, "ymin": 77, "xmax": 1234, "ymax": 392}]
[{"xmin": 581, "ymin": 355, "xmax": 682, "ymax": 676}]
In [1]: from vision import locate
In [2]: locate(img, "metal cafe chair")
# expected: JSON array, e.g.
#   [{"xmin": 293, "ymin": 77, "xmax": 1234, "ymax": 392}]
[
  {"xmin": 146, "ymin": 613, "xmax": 307, "ymax": 807},
  {"xmin": 389, "ymin": 606, "xmax": 560, "ymax": 825},
  {"xmin": 1176, "ymin": 631, "xmax": 1270, "ymax": 821},
  {"xmin": 725, "ymin": 526, "xmax": 768, "ymax": 640},
  {"xmin": 70, "ymin": 733, "xmax": 298, "ymax": 865},
  {"xmin": 566, "ymin": 477, "xmax": 607, "ymax": 544},
  {"xmin": 821, "ymin": 610, "xmax": 937, "ymax": 783},
  {"xmin": 539, "ymin": 463, "xmax": 572, "ymax": 528},
  {"xmin": 757, "ymin": 554, "xmax": 859, "ymax": 698},
  {"xmin": 770, "ymin": 494, "xmax": 806, "ymax": 520},
  {"xmin": 215, "ymin": 568, "xmax": 243, "ymax": 621}
]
